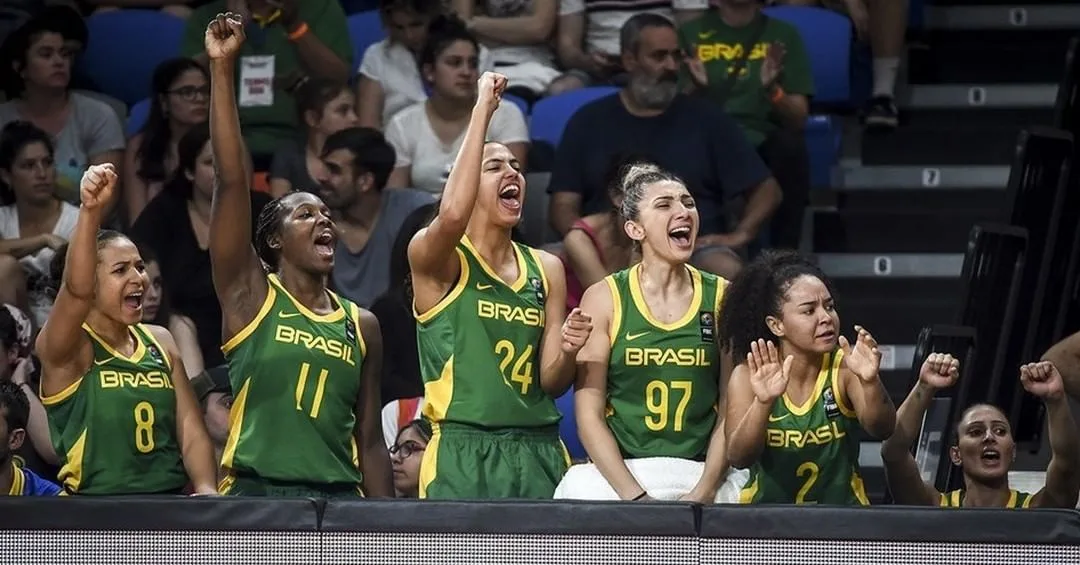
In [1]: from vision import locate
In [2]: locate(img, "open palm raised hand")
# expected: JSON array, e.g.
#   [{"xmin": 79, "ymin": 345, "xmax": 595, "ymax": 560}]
[
  {"xmin": 747, "ymin": 339, "xmax": 793, "ymax": 404},
  {"xmin": 839, "ymin": 325, "xmax": 882, "ymax": 383}
]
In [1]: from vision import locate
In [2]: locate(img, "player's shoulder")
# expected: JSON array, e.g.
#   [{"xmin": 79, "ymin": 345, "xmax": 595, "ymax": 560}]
[{"xmin": 140, "ymin": 323, "xmax": 176, "ymax": 348}]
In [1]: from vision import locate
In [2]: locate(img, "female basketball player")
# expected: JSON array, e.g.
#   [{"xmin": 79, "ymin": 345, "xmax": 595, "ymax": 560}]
[
  {"xmin": 882, "ymin": 355, "xmax": 1080, "ymax": 508},
  {"xmin": 34, "ymin": 164, "xmax": 217, "ymax": 495},
  {"xmin": 204, "ymin": 13, "xmax": 392, "ymax": 497},
  {"xmin": 720, "ymin": 251, "xmax": 896, "ymax": 505},
  {"xmin": 567, "ymin": 163, "xmax": 737, "ymax": 503},
  {"xmin": 408, "ymin": 71, "xmax": 592, "ymax": 499}
]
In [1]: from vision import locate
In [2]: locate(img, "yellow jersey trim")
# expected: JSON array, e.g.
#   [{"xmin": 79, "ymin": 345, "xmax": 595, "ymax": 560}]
[
  {"xmin": 414, "ymin": 248, "xmax": 470, "ymax": 325},
  {"xmin": 138, "ymin": 324, "xmax": 173, "ymax": 372},
  {"xmin": 829, "ymin": 350, "xmax": 856, "ymax": 418},
  {"xmin": 83, "ymin": 323, "xmax": 147, "ymax": 364},
  {"xmin": 462, "ymin": 235, "xmax": 528, "ymax": 292},
  {"xmin": 40, "ymin": 376, "xmax": 83, "ymax": 406},
  {"xmin": 269, "ymin": 274, "xmax": 345, "ymax": 323},
  {"xmin": 221, "ymin": 284, "xmax": 277, "ymax": 354},
  {"xmin": 348, "ymin": 302, "xmax": 368, "ymax": 359},
  {"xmin": 628, "ymin": 263, "xmax": 703, "ymax": 331},
  {"xmin": 418, "ymin": 423, "xmax": 443, "ymax": 498},
  {"xmin": 527, "ymin": 246, "xmax": 550, "ymax": 297},
  {"xmin": 604, "ymin": 276, "xmax": 623, "ymax": 347},
  {"xmin": 58, "ymin": 428, "xmax": 87, "ymax": 493},
  {"xmin": 714, "ymin": 277, "xmax": 728, "ymax": 318},
  {"xmin": 219, "ymin": 378, "xmax": 252, "ymax": 472},
  {"xmin": 7, "ymin": 460, "xmax": 24, "ymax": 496},
  {"xmin": 782, "ymin": 352, "xmax": 832, "ymax": 416}
]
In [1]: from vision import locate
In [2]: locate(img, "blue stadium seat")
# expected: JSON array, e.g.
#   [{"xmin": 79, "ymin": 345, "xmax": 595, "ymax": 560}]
[
  {"xmin": 503, "ymin": 93, "xmax": 530, "ymax": 117},
  {"xmin": 763, "ymin": 6, "xmax": 851, "ymax": 105},
  {"xmin": 347, "ymin": 10, "xmax": 386, "ymax": 70},
  {"xmin": 555, "ymin": 390, "xmax": 586, "ymax": 461},
  {"xmin": 126, "ymin": 97, "xmax": 151, "ymax": 137},
  {"xmin": 75, "ymin": 10, "xmax": 185, "ymax": 106},
  {"xmin": 804, "ymin": 115, "xmax": 840, "ymax": 189},
  {"xmin": 530, "ymin": 87, "xmax": 619, "ymax": 147}
]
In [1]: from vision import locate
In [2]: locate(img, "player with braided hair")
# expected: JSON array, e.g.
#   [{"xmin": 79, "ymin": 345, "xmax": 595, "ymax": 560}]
[
  {"xmin": 204, "ymin": 13, "xmax": 392, "ymax": 497},
  {"xmin": 721, "ymin": 250, "xmax": 896, "ymax": 504}
]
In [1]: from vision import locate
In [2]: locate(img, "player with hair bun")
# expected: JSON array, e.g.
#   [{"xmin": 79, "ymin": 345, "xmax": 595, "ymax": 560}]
[
  {"xmin": 720, "ymin": 250, "xmax": 896, "ymax": 505},
  {"xmin": 565, "ymin": 162, "xmax": 740, "ymax": 503},
  {"xmin": 203, "ymin": 12, "xmax": 392, "ymax": 497}
]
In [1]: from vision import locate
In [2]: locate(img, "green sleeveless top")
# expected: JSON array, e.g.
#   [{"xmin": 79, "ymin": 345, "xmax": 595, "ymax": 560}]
[
  {"xmin": 739, "ymin": 350, "xmax": 869, "ymax": 505},
  {"xmin": 43, "ymin": 323, "xmax": 186, "ymax": 494},
  {"xmin": 415, "ymin": 236, "xmax": 560, "ymax": 428},
  {"xmin": 221, "ymin": 274, "xmax": 366, "ymax": 487},
  {"xmin": 604, "ymin": 264, "xmax": 725, "ymax": 460},
  {"xmin": 939, "ymin": 488, "xmax": 1033, "ymax": 508}
]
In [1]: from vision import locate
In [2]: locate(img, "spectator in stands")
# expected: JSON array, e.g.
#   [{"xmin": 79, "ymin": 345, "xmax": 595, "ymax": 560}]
[
  {"xmin": 319, "ymin": 128, "xmax": 433, "ymax": 308},
  {"xmin": 371, "ymin": 203, "xmax": 433, "ymax": 413},
  {"xmin": 123, "ymin": 57, "xmax": 209, "ymax": 223},
  {"xmin": 268, "ymin": 77, "xmax": 359, "ymax": 197},
  {"xmin": 408, "ymin": 72, "xmax": 589, "ymax": 498},
  {"xmin": 36, "ymin": 163, "xmax": 218, "ymax": 495},
  {"xmin": 561, "ymin": 154, "xmax": 641, "ymax": 309},
  {"xmin": 0, "ymin": 304, "xmax": 58, "ymax": 476},
  {"xmin": 385, "ymin": 15, "xmax": 529, "ymax": 193},
  {"xmin": 680, "ymin": 0, "xmax": 812, "ymax": 250},
  {"xmin": 389, "ymin": 418, "xmax": 431, "ymax": 497},
  {"xmin": 548, "ymin": 14, "xmax": 781, "ymax": 279},
  {"xmin": 882, "ymin": 356, "xmax": 1080, "ymax": 508},
  {"xmin": 130, "ymin": 122, "xmax": 270, "ymax": 369},
  {"xmin": 720, "ymin": 250, "xmax": 895, "ymax": 504},
  {"xmin": 138, "ymin": 245, "xmax": 204, "ymax": 376},
  {"xmin": 548, "ymin": 0, "xmax": 705, "ymax": 94},
  {"xmin": 0, "ymin": 381, "xmax": 60, "ymax": 496},
  {"xmin": 83, "ymin": 1, "xmax": 200, "ymax": 19},
  {"xmin": 565, "ymin": 163, "xmax": 741, "ymax": 503},
  {"xmin": 190, "ymin": 365, "xmax": 232, "ymax": 479},
  {"xmin": 204, "ymin": 14, "xmax": 393, "ymax": 497},
  {"xmin": 451, "ymin": 0, "xmax": 560, "ymax": 101},
  {"xmin": 772, "ymin": 0, "xmax": 905, "ymax": 129},
  {"xmin": 357, "ymin": 0, "xmax": 494, "ymax": 130},
  {"xmin": 0, "ymin": 5, "xmax": 125, "ymax": 206},
  {"xmin": 0, "ymin": 121, "xmax": 78, "ymax": 329},
  {"xmin": 181, "ymin": 0, "xmax": 353, "ymax": 169}
]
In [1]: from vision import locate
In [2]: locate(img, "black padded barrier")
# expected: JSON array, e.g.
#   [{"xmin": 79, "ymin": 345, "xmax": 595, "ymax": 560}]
[{"xmin": 3, "ymin": 499, "xmax": 1080, "ymax": 565}]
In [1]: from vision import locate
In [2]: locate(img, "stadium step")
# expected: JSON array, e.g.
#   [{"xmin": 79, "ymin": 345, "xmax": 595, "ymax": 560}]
[{"xmin": 908, "ymin": 29, "xmax": 1075, "ymax": 85}]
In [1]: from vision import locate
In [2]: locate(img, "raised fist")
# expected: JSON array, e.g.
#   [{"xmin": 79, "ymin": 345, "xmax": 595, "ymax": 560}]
[
  {"xmin": 477, "ymin": 72, "xmax": 508, "ymax": 114},
  {"xmin": 205, "ymin": 12, "xmax": 246, "ymax": 60},
  {"xmin": 80, "ymin": 164, "xmax": 118, "ymax": 211}
]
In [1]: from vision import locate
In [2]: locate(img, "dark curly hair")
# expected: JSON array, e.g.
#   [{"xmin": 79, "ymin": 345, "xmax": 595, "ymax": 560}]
[
  {"xmin": 0, "ymin": 380, "xmax": 30, "ymax": 433},
  {"xmin": 718, "ymin": 250, "xmax": 838, "ymax": 362},
  {"xmin": 254, "ymin": 197, "xmax": 290, "ymax": 272}
]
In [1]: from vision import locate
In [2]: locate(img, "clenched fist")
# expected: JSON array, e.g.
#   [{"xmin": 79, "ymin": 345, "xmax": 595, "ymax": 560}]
[
  {"xmin": 80, "ymin": 163, "xmax": 118, "ymax": 211},
  {"xmin": 205, "ymin": 12, "xmax": 246, "ymax": 60},
  {"xmin": 561, "ymin": 308, "xmax": 593, "ymax": 355}
]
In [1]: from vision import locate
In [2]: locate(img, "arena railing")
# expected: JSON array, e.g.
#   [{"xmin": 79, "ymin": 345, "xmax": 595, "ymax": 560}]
[{"xmin": 4, "ymin": 498, "xmax": 1080, "ymax": 564}]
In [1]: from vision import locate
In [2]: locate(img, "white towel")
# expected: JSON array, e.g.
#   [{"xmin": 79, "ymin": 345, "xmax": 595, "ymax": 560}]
[{"xmin": 554, "ymin": 457, "xmax": 749, "ymax": 503}]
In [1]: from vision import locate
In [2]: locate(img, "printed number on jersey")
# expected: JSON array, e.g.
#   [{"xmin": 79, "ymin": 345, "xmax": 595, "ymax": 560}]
[
  {"xmin": 134, "ymin": 401, "xmax": 155, "ymax": 453},
  {"xmin": 795, "ymin": 461, "xmax": 819, "ymax": 504},
  {"xmin": 645, "ymin": 380, "xmax": 693, "ymax": 432},
  {"xmin": 495, "ymin": 340, "xmax": 535, "ymax": 395},
  {"xmin": 296, "ymin": 362, "xmax": 330, "ymax": 419}
]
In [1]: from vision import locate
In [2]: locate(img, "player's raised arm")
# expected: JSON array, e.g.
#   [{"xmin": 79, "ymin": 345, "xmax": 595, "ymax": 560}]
[
  {"xmin": 575, "ymin": 282, "xmax": 648, "ymax": 500},
  {"xmin": 725, "ymin": 340, "xmax": 791, "ymax": 468},
  {"xmin": 35, "ymin": 165, "xmax": 116, "ymax": 394},
  {"xmin": 880, "ymin": 353, "xmax": 959, "ymax": 506},
  {"xmin": 408, "ymin": 72, "xmax": 506, "ymax": 310},
  {"xmin": 1023, "ymin": 362, "xmax": 1080, "ymax": 508},
  {"xmin": 204, "ymin": 12, "xmax": 268, "ymax": 335}
]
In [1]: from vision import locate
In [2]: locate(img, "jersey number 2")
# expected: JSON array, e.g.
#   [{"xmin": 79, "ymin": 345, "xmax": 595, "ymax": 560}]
[
  {"xmin": 134, "ymin": 401, "xmax": 155, "ymax": 453},
  {"xmin": 795, "ymin": 461, "xmax": 819, "ymax": 504},
  {"xmin": 645, "ymin": 380, "xmax": 693, "ymax": 432},
  {"xmin": 495, "ymin": 340, "xmax": 535, "ymax": 395},
  {"xmin": 296, "ymin": 363, "xmax": 330, "ymax": 419}
]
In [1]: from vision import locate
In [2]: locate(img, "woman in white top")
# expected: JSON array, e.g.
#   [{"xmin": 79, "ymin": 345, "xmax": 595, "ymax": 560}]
[
  {"xmin": 356, "ymin": 0, "xmax": 494, "ymax": 130},
  {"xmin": 0, "ymin": 121, "xmax": 78, "ymax": 329},
  {"xmin": 451, "ymin": 0, "xmax": 560, "ymax": 98},
  {"xmin": 384, "ymin": 16, "xmax": 529, "ymax": 194}
]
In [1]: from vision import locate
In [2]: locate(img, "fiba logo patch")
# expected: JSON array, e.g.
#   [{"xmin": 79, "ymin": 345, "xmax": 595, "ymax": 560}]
[
  {"xmin": 822, "ymin": 386, "xmax": 841, "ymax": 419},
  {"xmin": 699, "ymin": 311, "xmax": 715, "ymax": 343},
  {"xmin": 147, "ymin": 344, "xmax": 165, "ymax": 365},
  {"xmin": 344, "ymin": 318, "xmax": 358, "ymax": 345},
  {"xmin": 529, "ymin": 277, "xmax": 545, "ymax": 304}
]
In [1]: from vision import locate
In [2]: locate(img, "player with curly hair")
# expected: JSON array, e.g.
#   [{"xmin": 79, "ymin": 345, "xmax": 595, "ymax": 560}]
[{"xmin": 720, "ymin": 250, "xmax": 896, "ymax": 504}]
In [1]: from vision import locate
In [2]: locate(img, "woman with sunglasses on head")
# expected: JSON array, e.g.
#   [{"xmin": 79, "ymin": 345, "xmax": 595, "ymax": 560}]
[{"xmin": 205, "ymin": 12, "xmax": 392, "ymax": 498}]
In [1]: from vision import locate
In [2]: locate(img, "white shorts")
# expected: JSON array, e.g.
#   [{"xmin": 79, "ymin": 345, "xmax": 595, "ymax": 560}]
[{"xmin": 553, "ymin": 457, "xmax": 749, "ymax": 503}]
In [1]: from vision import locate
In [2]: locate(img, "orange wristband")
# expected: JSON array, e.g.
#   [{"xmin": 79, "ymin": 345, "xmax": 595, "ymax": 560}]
[
  {"xmin": 287, "ymin": 22, "xmax": 310, "ymax": 41},
  {"xmin": 769, "ymin": 86, "xmax": 785, "ymax": 103}
]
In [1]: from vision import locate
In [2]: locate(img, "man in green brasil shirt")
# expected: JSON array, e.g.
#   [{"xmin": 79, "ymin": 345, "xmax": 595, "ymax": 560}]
[
  {"xmin": 182, "ymin": 0, "xmax": 353, "ymax": 168},
  {"xmin": 678, "ymin": 0, "xmax": 813, "ymax": 250}
]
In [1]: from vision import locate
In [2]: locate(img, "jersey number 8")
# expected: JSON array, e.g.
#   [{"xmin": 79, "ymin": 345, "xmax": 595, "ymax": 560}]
[
  {"xmin": 134, "ymin": 401, "xmax": 155, "ymax": 453},
  {"xmin": 644, "ymin": 380, "xmax": 693, "ymax": 432},
  {"xmin": 495, "ymin": 340, "xmax": 535, "ymax": 395}
]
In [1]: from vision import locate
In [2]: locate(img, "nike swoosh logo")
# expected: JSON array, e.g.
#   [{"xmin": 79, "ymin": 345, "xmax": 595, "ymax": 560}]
[
  {"xmin": 476, "ymin": 283, "xmax": 493, "ymax": 291},
  {"xmin": 625, "ymin": 331, "xmax": 649, "ymax": 341},
  {"xmin": 698, "ymin": 31, "xmax": 715, "ymax": 39},
  {"xmin": 768, "ymin": 414, "xmax": 789, "ymax": 423},
  {"xmin": 93, "ymin": 357, "xmax": 114, "ymax": 366},
  {"xmin": 278, "ymin": 312, "xmax": 302, "ymax": 319}
]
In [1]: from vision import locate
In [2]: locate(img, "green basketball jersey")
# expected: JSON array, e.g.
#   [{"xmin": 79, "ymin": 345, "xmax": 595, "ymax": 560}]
[
  {"xmin": 939, "ymin": 488, "xmax": 1033, "ymax": 508},
  {"xmin": 739, "ymin": 350, "xmax": 869, "ymax": 505},
  {"xmin": 416, "ymin": 236, "xmax": 561, "ymax": 428},
  {"xmin": 221, "ymin": 274, "xmax": 365, "ymax": 487},
  {"xmin": 604, "ymin": 264, "xmax": 725, "ymax": 460},
  {"xmin": 43, "ymin": 323, "xmax": 186, "ymax": 494}
]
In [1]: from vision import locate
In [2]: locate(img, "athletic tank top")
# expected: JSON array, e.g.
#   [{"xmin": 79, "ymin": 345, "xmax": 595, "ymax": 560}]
[{"xmin": 939, "ymin": 488, "xmax": 1033, "ymax": 508}]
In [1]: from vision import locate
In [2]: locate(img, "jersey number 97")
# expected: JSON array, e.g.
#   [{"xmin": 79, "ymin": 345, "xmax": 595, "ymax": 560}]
[{"xmin": 644, "ymin": 380, "xmax": 693, "ymax": 432}]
